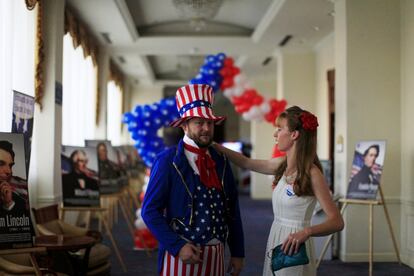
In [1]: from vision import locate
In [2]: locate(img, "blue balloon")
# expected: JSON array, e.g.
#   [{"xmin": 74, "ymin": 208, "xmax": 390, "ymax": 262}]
[
  {"xmin": 217, "ymin": 53, "xmax": 226, "ymax": 61},
  {"xmin": 124, "ymin": 53, "xmax": 229, "ymax": 168}
]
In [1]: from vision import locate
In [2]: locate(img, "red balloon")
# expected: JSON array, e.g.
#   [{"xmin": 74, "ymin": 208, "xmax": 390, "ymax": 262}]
[
  {"xmin": 264, "ymin": 98, "xmax": 287, "ymax": 124},
  {"xmin": 232, "ymin": 67, "xmax": 240, "ymax": 75},
  {"xmin": 224, "ymin": 57, "xmax": 234, "ymax": 67},
  {"xmin": 272, "ymin": 144, "xmax": 286, "ymax": 158},
  {"xmin": 235, "ymin": 104, "xmax": 250, "ymax": 113}
]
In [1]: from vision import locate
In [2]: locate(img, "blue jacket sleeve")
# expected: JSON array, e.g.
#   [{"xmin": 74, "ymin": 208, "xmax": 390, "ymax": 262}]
[
  {"xmin": 141, "ymin": 153, "xmax": 187, "ymax": 256},
  {"xmin": 225, "ymin": 160, "xmax": 245, "ymax": 258}
]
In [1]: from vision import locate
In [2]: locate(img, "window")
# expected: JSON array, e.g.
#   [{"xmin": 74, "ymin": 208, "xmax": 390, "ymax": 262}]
[
  {"xmin": 0, "ymin": 1, "xmax": 36, "ymax": 131},
  {"xmin": 106, "ymin": 81, "xmax": 123, "ymax": 145},
  {"xmin": 62, "ymin": 33, "xmax": 97, "ymax": 146}
]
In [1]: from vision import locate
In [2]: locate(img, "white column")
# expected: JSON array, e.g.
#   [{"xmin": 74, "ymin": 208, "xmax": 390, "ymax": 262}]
[{"xmin": 31, "ymin": 0, "xmax": 65, "ymax": 206}]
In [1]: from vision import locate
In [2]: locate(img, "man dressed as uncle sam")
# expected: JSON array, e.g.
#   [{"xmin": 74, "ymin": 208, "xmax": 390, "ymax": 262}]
[{"xmin": 142, "ymin": 84, "xmax": 245, "ymax": 276}]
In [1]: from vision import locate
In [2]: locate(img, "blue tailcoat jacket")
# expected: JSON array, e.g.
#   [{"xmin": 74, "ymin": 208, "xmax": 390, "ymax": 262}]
[{"xmin": 141, "ymin": 140, "xmax": 245, "ymax": 273}]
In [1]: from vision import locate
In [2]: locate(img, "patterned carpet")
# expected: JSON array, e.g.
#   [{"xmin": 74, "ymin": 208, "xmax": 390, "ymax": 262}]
[{"xmin": 105, "ymin": 193, "xmax": 414, "ymax": 275}]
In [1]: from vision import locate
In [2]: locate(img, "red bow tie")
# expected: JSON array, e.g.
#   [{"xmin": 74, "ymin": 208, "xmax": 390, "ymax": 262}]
[{"xmin": 183, "ymin": 143, "xmax": 222, "ymax": 191}]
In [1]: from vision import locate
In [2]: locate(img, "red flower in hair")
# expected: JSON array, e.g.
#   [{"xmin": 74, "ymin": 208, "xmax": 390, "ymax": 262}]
[{"xmin": 300, "ymin": 112, "xmax": 319, "ymax": 131}]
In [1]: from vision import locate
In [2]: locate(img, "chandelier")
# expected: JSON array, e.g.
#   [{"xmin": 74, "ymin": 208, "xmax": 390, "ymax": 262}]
[{"xmin": 172, "ymin": 0, "xmax": 224, "ymax": 31}]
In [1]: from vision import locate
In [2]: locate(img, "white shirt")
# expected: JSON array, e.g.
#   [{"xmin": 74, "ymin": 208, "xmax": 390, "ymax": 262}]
[{"xmin": 183, "ymin": 135, "xmax": 212, "ymax": 175}]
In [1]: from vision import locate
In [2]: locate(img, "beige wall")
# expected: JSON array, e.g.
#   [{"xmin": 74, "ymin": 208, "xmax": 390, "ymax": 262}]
[
  {"xmin": 250, "ymin": 72, "xmax": 277, "ymax": 199},
  {"xmin": 278, "ymin": 51, "xmax": 316, "ymax": 112},
  {"xmin": 130, "ymin": 83, "xmax": 164, "ymax": 106},
  {"xmin": 400, "ymin": 0, "xmax": 414, "ymax": 268},
  {"xmin": 335, "ymin": 0, "xmax": 401, "ymax": 262}
]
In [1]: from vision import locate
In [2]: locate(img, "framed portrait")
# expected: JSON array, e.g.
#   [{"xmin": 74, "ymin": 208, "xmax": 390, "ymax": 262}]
[
  {"xmin": 346, "ymin": 140, "xmax": 386, "ymax": 200},
  {"xmin": 85, "ymin": 140, "xmax": 122, "ymax": 194},
  {"xmin": 0, "ymin": 132, "xmax": 34, "ymax": 249},
  {"xmin": 61, "ymin": 146, "xmax": 100, "ymax": 207}
]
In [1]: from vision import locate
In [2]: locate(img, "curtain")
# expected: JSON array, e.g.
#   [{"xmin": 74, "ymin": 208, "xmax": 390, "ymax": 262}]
[
  {"xmin": 62, "ymin": 33, "xmax": 97, "ymax": 146},
  {"xmin": 0, "ymin": 0, "xmax": 36, "ymax": 132}
]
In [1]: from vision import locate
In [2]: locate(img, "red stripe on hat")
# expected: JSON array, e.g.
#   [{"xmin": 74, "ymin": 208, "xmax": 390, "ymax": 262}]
[
  {"xmin": 199, "ymin": 106, "xmax": 209, "ymax": 119},
  {"xmin": 182, "ymin": 87, "xmax": 190, "ymax": 106},
  {"xmin": 207, "ymin": 86, "xmax": 213, "ymax": 103},
  {"xmin": 185, "ymin": 85, "xmax": 194, "ymax": 102},
  {"xmin": 194, "ymin": 84, "xmax": 200, "ymax": 100},
  {"xmin": 187, "ymin": 85, "xmax": 194, "ymax": 117},
  {"xmin": 177, "ymin": 87, "xmax": 185, "ymax": 109}
]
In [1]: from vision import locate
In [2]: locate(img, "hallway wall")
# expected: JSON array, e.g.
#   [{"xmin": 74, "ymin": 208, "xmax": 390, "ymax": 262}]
[{"xmin": 400, "ymin": 0, "xmax": 414, "ymax": 268}]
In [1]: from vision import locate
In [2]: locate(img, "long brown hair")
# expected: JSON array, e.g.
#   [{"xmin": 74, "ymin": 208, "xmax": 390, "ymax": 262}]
[{"xmin": 273, "ymin": 106, "xmax": 323, "ymax": 196}]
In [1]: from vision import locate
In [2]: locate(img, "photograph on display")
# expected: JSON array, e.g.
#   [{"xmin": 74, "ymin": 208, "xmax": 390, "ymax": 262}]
[
  {"xmin": 11, "ymin": 91, "xmax": 35, "ymax": 175},
  {"xmin": 114, "ymin": 146, "xmax": 128, "ymax": 172},
  {"xmin": 61, "ymin": 146, "xmax": 100, "ymax": 207},
  {"xmin": 346, "ymin": 140, "xmax": 386, "ymax": 200},
  {"xmin": 113, "ymin": 146, "xmax": 129, "ymax": 186},
  {"xmin": 0, "ymin": 132, "xmax": 34, "ymax": 249},
  {"xmin": 85, "ymin": 140, "xmax": 121, "ymax": 193}
]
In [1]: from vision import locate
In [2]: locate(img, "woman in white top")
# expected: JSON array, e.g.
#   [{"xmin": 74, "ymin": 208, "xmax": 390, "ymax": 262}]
[{"xmin": 214, "ymin": 106, "xmax": 344, "ymax": 276}]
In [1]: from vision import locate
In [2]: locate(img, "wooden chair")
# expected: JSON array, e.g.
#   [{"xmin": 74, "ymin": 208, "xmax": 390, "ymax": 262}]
[{"xmin": 31, "ymin": 204, "xmax": 111, "ymax": 276}]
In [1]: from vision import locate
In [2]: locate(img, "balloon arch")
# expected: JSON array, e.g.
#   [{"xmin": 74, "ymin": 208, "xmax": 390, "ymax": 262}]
[{"xmin": 123, "ymin": 53, "xmax": 287, "ymax": 167}]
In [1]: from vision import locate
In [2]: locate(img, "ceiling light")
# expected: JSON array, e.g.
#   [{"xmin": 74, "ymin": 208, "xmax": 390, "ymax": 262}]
[
  {"xmin": 100, "ymin": 32, "xmax": 112, "ymax": 44},
  {"xmin": 278, "ymin": 35, "xmax": 293, "ymax": 47},
  {"xmin": 172, "ymin": 0, "xmax": 224, "ymax": 31}
]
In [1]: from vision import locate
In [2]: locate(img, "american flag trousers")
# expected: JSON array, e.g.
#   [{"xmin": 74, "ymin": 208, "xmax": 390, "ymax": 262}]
[{"xmin": 161, "ymin": 243, "xmax": 225, "ymax": 276}]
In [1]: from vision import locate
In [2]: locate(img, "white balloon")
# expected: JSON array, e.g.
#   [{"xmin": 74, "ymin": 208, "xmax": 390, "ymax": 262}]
[
  {"xmin": 135, "ymin": 208, "xmax": 142, "ymax": 218},
  {"xmin": 142, "ymin": 183, "xmax": 148, "ymax": 193},
  {"xmin": 260, "ymin": 101, "xmax": 271, "ymax": 113},
  {"xmin": 234, "ymin": 74, "xmax": 247, "ymax": 86},
  {"xmin": 232, "ymin": 86, "xmax": 245, "ymax": 97},
  {"xmin": 135, "ymin": 218, "xmax": 147, "ymax": 229},
  {"xmin": 242, "ymin": 112, "xmax": 252, "ymax": 121},
  {"xmin": 223, "ymin": 88, "xmax": 234, "ymax": 99}
]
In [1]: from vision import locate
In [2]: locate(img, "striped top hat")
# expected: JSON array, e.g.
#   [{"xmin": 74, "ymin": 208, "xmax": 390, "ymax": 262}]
[{"xmin": 170, "ymin": 84, "xmax": 226, "ymax": 127}]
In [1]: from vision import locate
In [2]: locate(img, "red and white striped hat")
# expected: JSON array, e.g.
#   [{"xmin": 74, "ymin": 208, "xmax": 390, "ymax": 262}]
[{"xmin": 170, "ymin": 84, "xmax": 226, "ymax": 127}]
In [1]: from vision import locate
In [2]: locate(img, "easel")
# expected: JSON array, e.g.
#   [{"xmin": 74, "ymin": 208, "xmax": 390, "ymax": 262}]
[
  {"xmin": 60, "ymin": 206, "xmax": 128, "ymax": 272},
  {"xmin": 316, "ymin": 186, "xmax": 400, "ymax": 276},
  {"xmin": 100, "ymin": 191, "xmax": 152, "ymax": 256},
  {"xmin": 100, "ymin": 192, "xmax": 136, "ymax": 238}
]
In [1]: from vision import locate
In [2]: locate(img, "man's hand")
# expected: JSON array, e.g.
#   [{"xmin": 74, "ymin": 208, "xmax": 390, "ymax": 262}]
[
  {"xmin": 0, "ymin": 181, "xmax": 14, "ymax": 207},
  {"xmin": 227, "ymin": 257, "xmax": 244, "ymax": 276},
  {"xmin": 178, "ymin": 243, "xmax": 202, "ymax": 264}
]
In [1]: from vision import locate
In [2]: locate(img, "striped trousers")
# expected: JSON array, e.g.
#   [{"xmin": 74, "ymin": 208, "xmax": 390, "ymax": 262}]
[{"xmin": 161, "ymin": 243, "xmax": 225, "ymax": 276}]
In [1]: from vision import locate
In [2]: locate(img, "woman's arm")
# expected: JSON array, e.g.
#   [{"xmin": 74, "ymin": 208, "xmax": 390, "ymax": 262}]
[
  {"xmin": 212, "ymin": 142, "xmax": 284, "ymax": 175},
  {"xmin": 306, "ymin": 166, "xmax": 344, "ymax": 236},
  {"xmin": 282, "ymin": 165, "xmax": 344, "ymax": 255}
]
